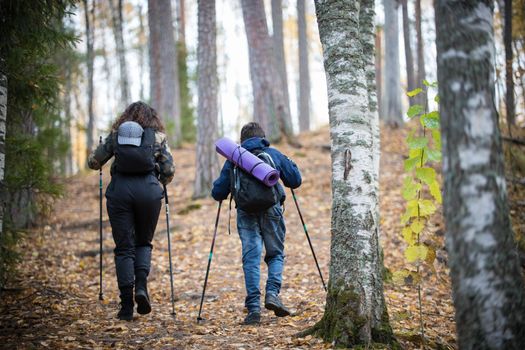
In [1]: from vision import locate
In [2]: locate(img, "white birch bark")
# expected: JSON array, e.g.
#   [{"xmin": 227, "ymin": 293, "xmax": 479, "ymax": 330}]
[
  {"xmin": 193, "ymin": 0, "xmax": 220, "ymax": 199},
  {"xmin": 311, "ymin": 0, "xmax": 394, "ymax": 346},
  {"xmin": 435, "ymin": 1, "xmax": 525, "ymax": 349},
  {"xmin": 298, "ymin": 0, "xmax": 311, "ymax": 132},
  {"xmin": 382, "ymin": 0, "xmax": 402, "ymax": 127}
]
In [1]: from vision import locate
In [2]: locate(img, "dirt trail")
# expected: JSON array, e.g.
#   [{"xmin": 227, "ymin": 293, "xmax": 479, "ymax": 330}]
[{"xmin": 0, "ymin": 127, "xmax": 456, "ymax": 349}]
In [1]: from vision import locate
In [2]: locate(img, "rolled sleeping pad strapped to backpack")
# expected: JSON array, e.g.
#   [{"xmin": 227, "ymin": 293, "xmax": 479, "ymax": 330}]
[{"xmin": 215, "ymin": 137, "xmax": 280, "ymax": 187}]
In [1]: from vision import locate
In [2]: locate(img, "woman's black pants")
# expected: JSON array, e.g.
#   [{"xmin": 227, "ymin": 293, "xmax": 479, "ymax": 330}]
[{"xmin": 106, "ymin": 173, "xmax": 163, "ymax": 290}]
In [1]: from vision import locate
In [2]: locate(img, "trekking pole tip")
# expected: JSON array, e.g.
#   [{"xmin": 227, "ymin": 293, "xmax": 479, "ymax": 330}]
[
  {"xmin": 98, "ymin": 293, "xmax": 104, "ymax": 301},
  {"xmin": 196, "ymin": 316, "xmax": 205, "ymax": 323}
]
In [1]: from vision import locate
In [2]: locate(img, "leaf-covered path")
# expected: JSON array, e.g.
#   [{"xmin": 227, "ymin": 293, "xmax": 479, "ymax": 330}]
[{"xmin": 0, "ymin": 127, "xmax": 456, "ymax": 349}]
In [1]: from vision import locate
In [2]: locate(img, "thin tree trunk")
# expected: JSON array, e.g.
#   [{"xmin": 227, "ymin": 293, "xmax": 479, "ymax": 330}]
[
  {"xmin": 272, "ymin": 0, "xmax": 292, "ymax": 131},
  {"xmin": 435, "ymin": 1, "xmax": 525, "ymax": 349},
  {"xmin": 148, "ymin": 0, "xmax": 182, "ymax": 146},
  {"xmin": 176, "ymin": 0, "xmax": 186, "ymax": 44},
  {"xmin": 298, "ymin": 0, "xmax": 311, "ymax": 132},
  {"xmin": 83, "ymin": 0, "xmax": 95, "ymax": 155},
  {"xmin": 307, "ymin": 0, "xmax": 395, "ymax": 346},
  {"xmin": 0, "ymin": 67, "xmax": 7, "ymax": 235},
  {"xmin": 109, "ymin": 0, "xmax": 131, "ymax": 107},
  {"xmin": 64, "ymin": 64, "xmax": 74, "ymax": 176},
  {"xmin": 382, "ymin": 0, "xmax": 403, "ymax": 127},
  {"xmin": 415, "ymin": 0, "xmax": 427, "ymax": 108},
  {"xmin": 138, "ymin": 3, "xmax": 146, "ymax": 102},
  {"xmin": 401, "ymin": 0, "xmax": 415, "ymax": 100},
  {"xmin": 505, "ymin": 0, "xmax": 515, "ymax": 126},
  {"xmin": 194, "ymin": 0, "xmax": 220, "ymax": 199},
  {"xmin": 240, "ymin": 0, "xmax": 297, "ymax": 145}
]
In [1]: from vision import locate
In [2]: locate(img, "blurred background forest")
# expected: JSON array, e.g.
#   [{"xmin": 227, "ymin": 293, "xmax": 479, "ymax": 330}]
[{"xmin": 1, "ymin": 0, "xmax": 525, "ymax": 348}]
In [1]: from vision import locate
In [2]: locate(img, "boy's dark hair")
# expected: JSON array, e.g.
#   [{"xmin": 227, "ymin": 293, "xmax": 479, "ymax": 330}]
[{"xmin": 240, "ymin": 122, "xmax": 265, "ymax": 143}]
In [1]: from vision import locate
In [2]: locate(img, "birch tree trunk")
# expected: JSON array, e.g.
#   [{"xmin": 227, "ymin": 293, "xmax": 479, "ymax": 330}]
[
  {"xmin": 415, "ymin": 0, "xmax": 427, "ymax": 108},
  {"xmin": 109, "ymin": 0, "xmax": 131, "ymax": 107},
  {"xmin": 83, "ymin": 0, "xmax": 95, "ymax": 155},
  {"xmin": 0, "ymin": 67, "xmax": 7, "ymax": 235},
  {"xmin": 401, "ymin": 0, "xmax": 415, "ymax": 100},
  {"xmin": 193, "ymin": 0, "xmax": 220, "ymax": 199},
  {"xmin": 504, "ymin": 0, "xmax": 515, "ymax": 126},
  {"xmin": 298, "ymin": 0, "xmax": 311, "ymax": 132},
  {"xmin": 382, "ymin": 0, "xmax": 403, "ymax": 127},
  {"xmin": 271, "ymin": 0, "xmax": 292, "ymax": 131},
  {"xmin": 308, "ymin": 0, "xmax": 396, "ymax": 347},
  {"xmin": 148, "ymin": 0, "xmax": 182, "ymax": 146},
  {"xmin": 375, "ymin": 26, "xmax": 382, "ymax": 118},
  {"xmin": 240, "ymin": 0, "xmax": 296, "ymax": 144},
  {"xmin": 435, "ymin": 1, "xmax": 525, "ymax": 348}
]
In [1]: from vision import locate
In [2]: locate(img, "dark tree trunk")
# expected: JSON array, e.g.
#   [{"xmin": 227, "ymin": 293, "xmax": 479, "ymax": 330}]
[
  {"xmin": 504, "ymin": 0, "xmax": 515, "ymax": 126},
  {"xmin": 109, "ymin": 0, "xmax": 130, "ymax": 107},
  {"xmin": 176, "ymin": 0, "xmax": 186, "ymax": 44},
  {"xmin": 137, "ymin": 3, "xmax": 146, "ymax": 102},
  {"xmin": 194, "ymin": 0, "xmax": 220, "ymax": 199},
  {"xmin": 308, "ymin": 0, "xmax": 396, "ymax": 347},
  {"xmin": 148, "ymin": 0, "xmax": 182, "ymax": 146},
  {"xmin": 415, "ymin": 0, "xmax": 427, "ymax": 107},
  {"xmin": 83, "ymin": 0, "xmax": 95, "ymax": 156},
  {"xmin": 401, "ymin": 0, "xmax": 415, "ymax": 101},
  {"xmin": 271, "ymin": 0, "xmax": 292, "ymax": 132},
  {"xmin": 0, "ymin": 67, "xmax": 7, "ymax": 235},
  {"xmin": 298, "ymin": 0, "xmax": 311, "ymax": 132},
  {"xmin": 435, "ymin": 1, "xmax": 525, "ymax": 349},
  {"xmin": 240, "ymin": 0, "xmax": 296, "ymax": 144}
]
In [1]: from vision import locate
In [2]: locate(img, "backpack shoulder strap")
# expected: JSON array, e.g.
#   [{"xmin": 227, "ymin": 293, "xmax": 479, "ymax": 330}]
[{"xmin": 257, "ymin": 151, "xmax": 276, "ymax": 168}]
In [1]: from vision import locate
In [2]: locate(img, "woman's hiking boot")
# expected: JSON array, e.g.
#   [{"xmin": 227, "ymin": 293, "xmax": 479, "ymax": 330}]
[
  {"xmin": 135, "ymin": 276, "xmax": 151, "ymax": 315},
  {"xmin": 243, "ymin": 311, "xmax": 261, "ymax": 325},
  {"xmin": 264, "ymin": 294, "xmax": 290, "ymax": 317},
  {"xmin": 117, "ymin": 287, "xmax": 134, "ymax": 321}
]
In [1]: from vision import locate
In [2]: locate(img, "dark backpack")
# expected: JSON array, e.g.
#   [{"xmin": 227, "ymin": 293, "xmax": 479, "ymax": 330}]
[
  {"xmin": 230, "ymin": 150, "xmax": 280, "ymax": 213},
  {"xmin": 113, "ymin": 128, "xmax": 156, "ymax": 174}
]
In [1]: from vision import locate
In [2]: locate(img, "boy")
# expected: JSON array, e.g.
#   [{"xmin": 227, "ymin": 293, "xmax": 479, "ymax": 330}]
[{"xmin": 211, "ymin": 122, "xmax": 302, "ymax": 325}]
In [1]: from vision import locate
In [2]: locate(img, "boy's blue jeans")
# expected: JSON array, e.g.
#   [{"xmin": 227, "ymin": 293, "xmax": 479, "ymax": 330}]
[{"xmin": 237, "ymin": 205, "xmax": 286, "ymax": 312}]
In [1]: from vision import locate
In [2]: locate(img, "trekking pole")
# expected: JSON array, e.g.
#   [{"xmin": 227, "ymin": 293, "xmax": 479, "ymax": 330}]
[
  {"xmin": 163, "ymin": 184, "xmax": 176, "ymax": 317},
  {"xmin": 291, "ymin": 188, "xmax": 327, "ymax": 292},
  {"xmin": 98, "ymin": 136, "xmax": 104, "ymax": 301},
  {"xmin": 197, "ymin": 201, "xmax": 222, "ymax": 323}
]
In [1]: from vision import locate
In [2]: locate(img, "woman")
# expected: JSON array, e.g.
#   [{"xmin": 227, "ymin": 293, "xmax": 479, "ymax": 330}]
[{"xmin": 88, "ymin": 101, "xmax": 175, "ymax": 321}]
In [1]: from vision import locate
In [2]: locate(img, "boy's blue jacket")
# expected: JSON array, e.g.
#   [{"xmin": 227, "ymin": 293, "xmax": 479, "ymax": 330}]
[{"xmin": 211, "ymin": 137, "xmax": 302, "ymax": 202}]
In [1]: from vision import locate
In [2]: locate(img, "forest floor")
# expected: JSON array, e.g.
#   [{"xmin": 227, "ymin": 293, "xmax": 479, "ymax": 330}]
[{"xmin": 0, "ymin": 125, "xmax": 460, "ymax": 349}]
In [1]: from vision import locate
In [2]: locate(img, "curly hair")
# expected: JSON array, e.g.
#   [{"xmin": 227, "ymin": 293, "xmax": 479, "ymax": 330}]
[{"xmin": 111, "ymin": 101, "xmax": 165, "ymax": 132}]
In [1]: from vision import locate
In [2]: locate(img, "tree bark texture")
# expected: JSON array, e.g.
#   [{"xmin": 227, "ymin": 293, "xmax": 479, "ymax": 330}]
[
  {"xmin": 298, "ymin": 0, "xmax": 311, "ymax": 132},
  {"xmin": 312, "ymin": 0, "xmax": 395, "ymax": 347},
  {"xmin": 435, "ymin": 1, "xmax": 525, "ymax": 349},
  {"xmin": 148, "ymin": 0, "xmax": 182, "ymax": 145},
  {"xmin": 109, "ymin": 0, "xmax": 131, "ymax": 107},
  {"xmin": 504, "ymin": 0, "xmax": 515, "ymax": 125},
  {"xmin": 415, "ymin": 0, "xmax": 427, "ymax": 108},
  {"xmin": 401, "ymin": 0, "xmax": 416, "ymax": 100},
  {"xmin": 176, "ymin": 0, "xmax": 186, "ymax": 44},
  {"xmin": 0, "ymin": 68, "xmax": 7, "ymax": 235},
  {"xmin": 194, "ymin": 0, "xmax": 220, "ymax": 199},
  {"xmin": 272, "ymin": 0, "xmax": 293, "ymax": 134},
  {"xmin": 375, "ymin": 26, "xmax": 382, "ymax": 118},
  {"xmin": 83, "ymin": 0, "xmax": 95, "ymax": 155},
  {"xmin": 138, "ymin": 3, "xmax": 146, "ymax": 102},
  {"xmin": 240, "ymin": 0, "xmax": 295, "ymax": 144},
  {"xmin": 382, "ymin": 0, "xmax": 403, "ymax": 127}
]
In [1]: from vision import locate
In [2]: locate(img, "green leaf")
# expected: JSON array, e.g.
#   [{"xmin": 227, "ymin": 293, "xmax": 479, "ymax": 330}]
[
  {"xmin": 432, "ymin": 129, "xmax": 441, "ymax": 150},
  {"xmin": 402, "ymin": 226, "xmax": 416, "ymax": 245},
  {"xmin": 410, "ymin": 218, "xmax": 426, "ymax": 234},
  {"xmin": 415, "ymin": 167, "xmax": 436, "ymax": 185},
  {"xmin": 423, "ymin": 80, "xmax": 438, "ymax": 88},
  {"xmin": 434, "ymin": 95, "xmax": 440, "ymax": 103},
  {"xmin": 420, "ymin": 111, "xmax": 440, "ymax": 129},
  {"xmin": 407, "ymin": 136, "xmax": 428, "ymax": 150},
  {"xmin": 402, "ymin": 177, "xmax": 420, "ymax": 200},
  {"xmin": 392, "ymin": 269, "xmax": 421, "ymax": 286},
  {"xmin": 407, "ymin": 104, "xmax": 424, "ymax": 118},
  {"xmin": 422, "ymin": 79, "xmax": 430, "ymax": 87},
  {"xmin": 419, "ymin": 199, "xmax": 437, "ymax": 216},
  {"xmin": 407, "ymin": 88, "xmax": 423, "ymax": 97},
  {"xmin": 426, "ymin": 148, "xmax": 442, "ymax": 162},
  {"xmin": 401, "ymin": 200, "xmax": 419, "ymax": 224},
  {"xmin": 404, "ymin": 156, "xmax": 420, "ymax": 172},
  {"xmin": 429, "ymin": 181, "xmax": 442, "ymax": 204},
  {"xmin": 405, "ymin": 245, "xmax": 429, "ymax": 263}
]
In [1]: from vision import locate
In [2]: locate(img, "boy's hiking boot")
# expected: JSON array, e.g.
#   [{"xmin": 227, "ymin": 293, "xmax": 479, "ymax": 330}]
[
  {"xmin": 135, "ymin": 277, "xmax": 151, "ymax": 315},
  {"xmin": 117, "ymin": 288, "xmax": 134, "ymax": 321},
  {"xmin": 264, "ymin": 294, "xmax": 290, "ymax": 317},
  {"xmin": 243, "ymin": 311, "xmax": 261, "ymax": 325}
]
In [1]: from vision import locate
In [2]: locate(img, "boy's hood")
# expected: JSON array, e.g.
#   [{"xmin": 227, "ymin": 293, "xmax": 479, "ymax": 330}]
[{"xmin": 241, "ymin": 137, "xmax": 270, "ymax": 151}]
